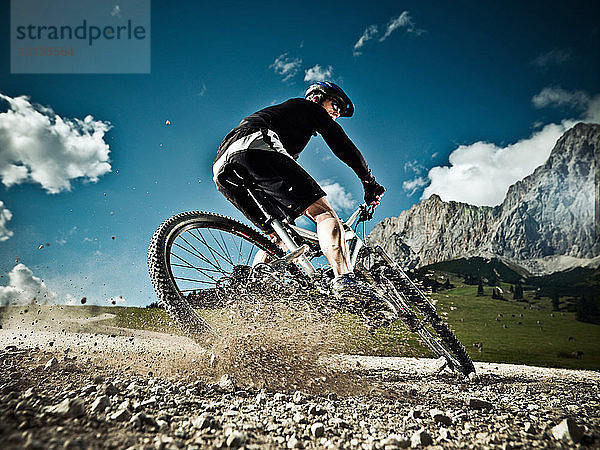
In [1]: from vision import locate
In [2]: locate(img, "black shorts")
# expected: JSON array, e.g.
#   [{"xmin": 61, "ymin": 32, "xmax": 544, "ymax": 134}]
[{"xmin": 215, "ymin": 150, "xmax": 325, "ymax": 232}]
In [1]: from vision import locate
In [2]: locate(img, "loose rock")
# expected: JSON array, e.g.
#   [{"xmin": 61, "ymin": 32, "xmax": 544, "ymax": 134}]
[
  {"xmin": 45, "ymin": 398, "xmax": 85, "ymax": 418},
  {"xmin": 218, "ymin": 374, "xmax": 235, "ymax": 392},
  {"xmin": 110, "ymin": 408, "xmax": 132, "ymax": 422},
  {"xmin": 467, "ymin": 397, "xmax": 493, "ymax": 410},
  {"xmin": 410, "ymin": 428, "xmax": 433, "ymax": 447},
  {"xmin": 90, "ymin": 395, "xmax": 110, "ymax": 414},
  {"xmin": 310, "ymin": 422, "xmax": 325, "ymax": 438},
  {"xmin": 551, "ymin": 418, "xmax": 584, "ymax": 444},
  {"xmin": 44, "ymin": 357, "xmax": 58, "ymax": 371},
  {"xmin": 381, "ymin": 434, "xmax": 410, "ymax": 448},
  {"xmin": 226, "ymin": 430, "xmax": 246, "ymax": 448},
  {"xmin": 429, "ymin": 408, "xmax": 452, "ymax": 426}
]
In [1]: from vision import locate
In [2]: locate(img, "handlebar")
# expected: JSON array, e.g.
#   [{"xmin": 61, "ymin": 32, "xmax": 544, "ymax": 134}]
[{"xmin": 344, "ymin": 203, "xmax": 378, "ymax": 229}]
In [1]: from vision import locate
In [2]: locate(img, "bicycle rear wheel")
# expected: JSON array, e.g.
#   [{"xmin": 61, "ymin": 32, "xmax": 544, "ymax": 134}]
[{"xmin": 147, "ymin": 211, "xmax": 281, "ymax": 336}]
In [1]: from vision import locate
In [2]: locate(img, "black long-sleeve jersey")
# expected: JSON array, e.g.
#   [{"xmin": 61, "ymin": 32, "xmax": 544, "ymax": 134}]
[{"xmin": 215, "ymin": 98, "xmax": 372, "ymax": 181}]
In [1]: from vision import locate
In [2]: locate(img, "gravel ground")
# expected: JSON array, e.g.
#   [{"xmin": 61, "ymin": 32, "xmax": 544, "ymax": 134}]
[{"xmin": 0, "ymin": 307, "xmax": 598, "ymax": 449}]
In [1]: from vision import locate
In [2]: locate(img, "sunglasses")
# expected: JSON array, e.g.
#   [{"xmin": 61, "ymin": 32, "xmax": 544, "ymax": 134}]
[{"xmin": 329, "ymin": 98, "xmax": 342, "ymax": 114}]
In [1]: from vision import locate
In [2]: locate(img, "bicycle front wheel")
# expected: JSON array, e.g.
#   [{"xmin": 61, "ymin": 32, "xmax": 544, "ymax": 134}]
[
  {"xmin": 356, "ymin": 248, "xmax": 476, "ymax": 376},
  {"xmin": 147, "ymin": 211, "xmax": 282, "ymax": 336}
]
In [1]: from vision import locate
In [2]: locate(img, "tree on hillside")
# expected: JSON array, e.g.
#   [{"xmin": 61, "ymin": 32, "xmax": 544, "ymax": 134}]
[
  {"xmin": 146, "ymin": 301, "xmax": 163, "ymax": 309},
  {"xmin": 488, "ymin": 272, "xmax": 499, "ymax": 287},
  {"xmin": 513, "ymin": 281, "xmax": 523, "ymax": 300},
  {"xmin": 477, "ymin": 279, "xmax": 484, "ymax": 296},
  {"xmin": 576, "ymin": 292, "xmax": 600, "ymax": 324},
  {"xmin": 444, "ymin": 278, "xmax": 452, "ymax": 290},
  {"xmin": 492, "ymin": 287, "xmax": 504, "ymax": 300},
  {"xmin": 552, "ymin": 293, "xmax": 560, "ymax": 311}
]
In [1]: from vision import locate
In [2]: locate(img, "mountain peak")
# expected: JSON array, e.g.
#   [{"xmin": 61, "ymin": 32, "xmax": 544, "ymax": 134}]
[{"xmin": 369, "ymin": 123, "xmax": 600, "ymax": 275}]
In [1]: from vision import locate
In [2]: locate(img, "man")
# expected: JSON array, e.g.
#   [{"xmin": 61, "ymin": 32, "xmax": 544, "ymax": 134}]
[{"xmin": 213, "ymin": 81, "xmax": 385, "ymax": 298}]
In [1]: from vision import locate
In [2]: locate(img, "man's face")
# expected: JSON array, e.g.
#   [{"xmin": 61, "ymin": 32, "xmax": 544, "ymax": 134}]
[{"xmin": 321, "ymin": 98, "xmax": 341, "ymax": 120}]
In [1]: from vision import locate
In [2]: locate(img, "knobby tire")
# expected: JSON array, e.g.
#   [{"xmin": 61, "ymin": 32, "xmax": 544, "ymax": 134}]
[{"xmin": 147, "ymin": 211, "xmax": 281, "ymax": 337}]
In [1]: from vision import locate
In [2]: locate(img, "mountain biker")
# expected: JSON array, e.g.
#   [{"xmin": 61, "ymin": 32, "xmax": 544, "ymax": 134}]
[{"xmin": 213, "ymin": 81, "xmax": 385, "ymax": 300}]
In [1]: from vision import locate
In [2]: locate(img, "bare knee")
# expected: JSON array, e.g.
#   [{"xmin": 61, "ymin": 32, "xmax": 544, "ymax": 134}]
[{"xmin": 305, "ymin": 197, "xmax": 339, "ymax": 224}]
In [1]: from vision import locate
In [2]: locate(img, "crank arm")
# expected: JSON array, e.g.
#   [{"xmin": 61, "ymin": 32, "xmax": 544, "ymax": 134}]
[{"xmin": 269, "ymin": 244, "xmax": 310, "ymax": 270}]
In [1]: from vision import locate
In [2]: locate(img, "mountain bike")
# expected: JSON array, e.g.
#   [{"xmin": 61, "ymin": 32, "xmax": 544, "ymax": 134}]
[{"xmin": 148, "ymin": 166, "xmax": 476, "ymax": 376}]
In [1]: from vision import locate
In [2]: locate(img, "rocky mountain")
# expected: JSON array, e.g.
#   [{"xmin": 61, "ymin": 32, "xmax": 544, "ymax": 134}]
[{"xmin": 368, "ymin": 123, "xmax": 600, "ymax": 275}]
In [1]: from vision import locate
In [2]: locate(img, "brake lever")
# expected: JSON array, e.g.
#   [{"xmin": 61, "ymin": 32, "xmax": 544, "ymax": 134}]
[{"xmin": 358, "ymin": 204, "xmax": 375, "ymax": 222}]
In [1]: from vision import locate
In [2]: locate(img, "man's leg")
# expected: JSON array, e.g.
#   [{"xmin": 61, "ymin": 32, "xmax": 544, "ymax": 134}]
[{"xmin": 305, "ymin": 196, "xmax": 352, "ymax": 277}]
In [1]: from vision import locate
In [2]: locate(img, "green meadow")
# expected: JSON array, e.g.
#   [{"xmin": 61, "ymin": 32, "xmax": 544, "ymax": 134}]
[{"xmin": 5, "ymin": 275, "xmax": 597, "ymax": 371}]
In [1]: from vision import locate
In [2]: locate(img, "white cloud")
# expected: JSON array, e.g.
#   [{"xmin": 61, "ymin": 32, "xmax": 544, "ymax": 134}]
[
  {"xmin": 0, "ymin": 200, "xmax": 13, "ymax": 241},
  {"xmin": 269, "ymin": 53, "xmax": 302, "ymax": 82},
  {"xmin": 532, "ymin": 86, "xmax": 590, "ymax": 110},
  {"xmin": 304, "ymin": 64, "xmax": 334, "ymax": 83},
  {"xmin": 586, "ymin": 95, "xmax": 600, "ymax": 123},
  {"xmin": 532, "ymin": 48, "xmax": 571, "ymax": 69},
  {"xmin": 0, "ymin": 264, "xmax": 58, "ymax": 306},
  {"xmin": 0, "ymin": 93, "xmax": 112, "ymax": 194},
  {"xmin": 420, "ymin": 121, "xmax": 574, "ymax": 206},
  {"xmin": 353, "ymin": 12, "xmax": 423, "ymax": 56},
  {"xmin": 532, "ymin": 86, "xmax": 600, "ymax": 123},
  {"xmin": 414, "ymin": 88, "xmax": 599, "ymax": 206},
  {"xmin": 353, "ymin": 24, "xmax": 378, "ymax": 56},
  {"xmin": 402, "ymin": 176, "xmax": 428, "ymax": 197},
  {"xmin": 403, "ymin": 160, "xmax": 425, "ymax": 175},
  {"xmin": 402, "ymin": 160, "xmax": 427, "ymax": 196},
  {"xmin": 319, "ymin": 180, "xmax": 356, "ymax": 211},
  {"xmin": 380, "ymin": 12, "xmax": 422, "ymax": 41}
]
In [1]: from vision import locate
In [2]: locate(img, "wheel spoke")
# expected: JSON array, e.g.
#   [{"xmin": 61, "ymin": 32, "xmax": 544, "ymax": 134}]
[
  {"xmin": 173, "ymin": 276, "xmax": 216, "ymax": 285},
  {"xmin": 216, "ymin": 230, "xmax": 235, "ymax": 265},
  {"xmin": 174, "ymin": 239, "xmax": 224, "ymax": 275},
  {"xmin": 171, "ymin": 252, "xmax": 220, "ymax": 283},
  {"xmin": 245, "ymin": 245, "xmax": 257, "ymax": 266},
  {"xmin": 188, "ymin": 229, "xmax": 230, "ymax": 270},
  {"xmin": 235, "ymin": 232, "xmax": 244, "ymax": 262},
  {"xmin": 170, "ymin": 262, "xmax": 223, "ymax": 275},
  {"xmin": 207, "ymin": 228, "xmax": 235, "ymax": 266}
]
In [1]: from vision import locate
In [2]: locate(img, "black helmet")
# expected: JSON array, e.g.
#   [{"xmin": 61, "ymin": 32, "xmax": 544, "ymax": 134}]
[{"xmin": 305, "ymin": 81, "xmax": 354, "ymax": 117}]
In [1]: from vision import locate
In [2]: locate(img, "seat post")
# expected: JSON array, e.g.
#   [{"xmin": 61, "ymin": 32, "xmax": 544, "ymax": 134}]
[
  {"xmin": 269, "ymin": 220, "xmax": 315, "ymax": 277},
  {"xmin": 245, "ymin": 187, "xmax": 275, "ymax": 224},
  {"xmin": 246, "ymin": 187, "xmax": 315, "ymax": 277}
]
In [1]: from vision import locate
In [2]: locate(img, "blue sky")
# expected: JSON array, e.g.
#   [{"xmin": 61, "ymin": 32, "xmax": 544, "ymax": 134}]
[{"xmin": 1, "ymin": 0, "xmax": 598, "ymax": 307}]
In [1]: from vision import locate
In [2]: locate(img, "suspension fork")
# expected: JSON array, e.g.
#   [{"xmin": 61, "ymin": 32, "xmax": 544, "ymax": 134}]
[{"xmin": 373, "ymin": 245, "xmax": 437, "ymax": 312}]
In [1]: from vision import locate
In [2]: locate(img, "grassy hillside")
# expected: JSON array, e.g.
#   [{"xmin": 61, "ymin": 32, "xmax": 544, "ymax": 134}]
[
  {"xmin": 426, "ymin": 279, "xmax": 600, "ymax": 370},
  {"xmin": 329, "ymin": 274, "xmax": 600, "ymax": 370},
  {"xmin": 79, "ymin": 278, "xmax": 600, "ymax": 370},
  {"xmin": 420, "ymin": 257, "xmax": 527, "ymax": 283},
  {"xmin": 6, "ymin": 277, "xmax": 596, "ymax": 371}
]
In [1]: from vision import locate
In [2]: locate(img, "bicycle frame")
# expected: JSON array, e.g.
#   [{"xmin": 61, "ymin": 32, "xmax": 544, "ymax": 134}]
[{"xmin": 267, "ymin": 204, "xmax": 368, "ymax": 277}]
